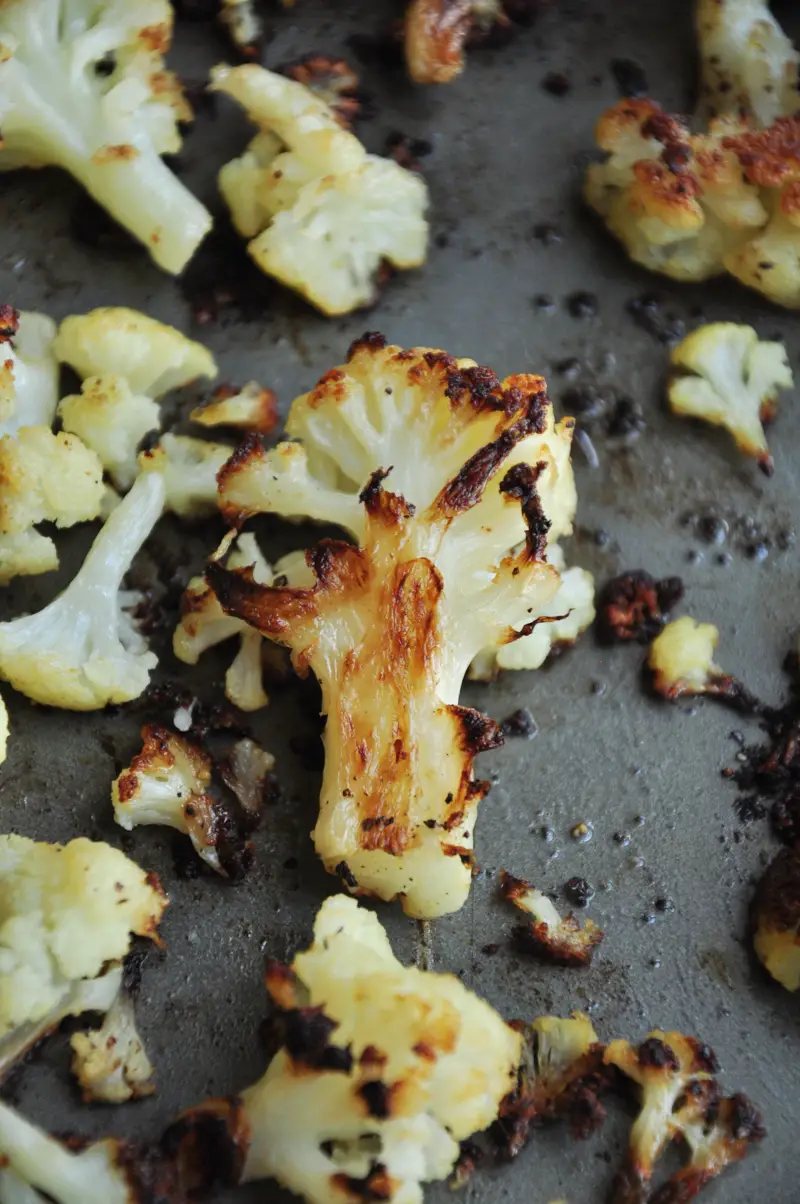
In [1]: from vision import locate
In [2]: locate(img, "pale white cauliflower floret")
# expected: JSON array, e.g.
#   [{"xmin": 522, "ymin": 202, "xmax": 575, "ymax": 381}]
[
  {"xmin": 696, "ymin": 0, "xmax": 800, "ymax": 126},
  {"xmin": 0, "ymin": 834, "xmax": 166, "ymax": 1078},
  {"xmin": 0, "ymin": 470, "xmax": 165, "ymax": 709},
  {"xmin": 70, "ymin": 988, "xmax": 155, "ymax": 1104},
  {"xmin": 211, "ymin": 64, "xmax": 429, "ymax": 314},
  {"xmin": 0, "ymin": 426, "xmax": 105, "ymax": 585},
  {"xmin": 0, "ymin": 0, "xmax": 212, "ymax": 273},
  {"xmin": 0, "ymin": 311, "xmax": 59, "ymax": 438},
  {"xmin": 668, "ymin": 322, "xmax": 793, "ymax": 473},
  {"xmin": 55, "ymin": 308, "xmax": 217, "ymax": 490},
  {"xmin": 648, "ymin": 616, "xmax": 725, "ymax": 700},
  {"xmin": 174, "ymin": 896, "xmax": 522, "ymax": 1204}
]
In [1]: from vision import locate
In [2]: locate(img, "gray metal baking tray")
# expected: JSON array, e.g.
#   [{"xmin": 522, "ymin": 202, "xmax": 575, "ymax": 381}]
[{"xmin": 0, "ymin": 0, "xmax": 798, "ymax": 1200}]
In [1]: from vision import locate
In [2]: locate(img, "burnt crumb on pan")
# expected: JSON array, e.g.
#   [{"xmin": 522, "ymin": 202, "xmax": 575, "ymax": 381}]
[
  {"xmin": 566, "ymin": 291, "xmax": 599, "ymax": 319},
  {"xmin": 384, "ymin": 131, "xmax": 433, "ymax": 172},
  {"xmin": 564, "ymin": 877, "xmax": 594, "ymax": 908},
  {"xmin": 500, "ymin": 707, "xmax": 538, "ymax": 739},
  {"xmin": 610, "ymin": 57, "xmax": 649, "ymax": 98},
  {"xmin": 597, "ymin": 570, "xmax": 684, "ymax": 645},
  {"xmin": 626, "ymin": 294, "xmax": 686, "ymax": 346},
  {"xmin": 605, "ymin": 396, "xmax": 645, "ymax": 441},
  {"xmin": 136, "ymin": 681, "xmax": 248, "ymax": 744},
  {"xmin": 449, "ymin": 1140, "xmax": 484, "ymax": 1189},
  {"xmin": 541, "ymin": 71, "xmax": 570, "ymax": 96}
]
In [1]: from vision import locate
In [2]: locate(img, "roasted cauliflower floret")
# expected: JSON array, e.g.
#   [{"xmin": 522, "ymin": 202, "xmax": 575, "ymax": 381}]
[
  {"xmin": 0, "ymin": 309, "xmax": 58, "ymax": 438},
  {"xmin": 137, "ymin": 433, "xmax": 231, "ymax": 518},
  {"xmin": 753, "ymin": 846, "xmax": 800, "ymax": 990},
  {"xmin": 669, "ymin": 323, "xmax": 793, "ymax": 473},
  {"xmin": 55, "ymin": 308, "xmax": 217, "ymax": 490},
  {"xmin": 0, "ymin": 0, "xmax": 212, "ymax": 274},
  {"xmin": 211, "ymin": 65, "xmax": 429, "ymax": 315},
  {"xmin": 169, "ymin": 895, "xmax": 522, "ymax": 1203},
  {"xmin": 174, "ymin": 534, "xmax": 312, "ymax": 712},
  {"xmin": 0, "ymin": 426, "xmax": 104, "ymax": 585},
  {"xmin": 585, "ymin": 99, "xmax": 767, "ymax": 281},
  {"xmin": 220, "ymin": 0, "xmax": 262, "ymax": 57},
  {"xmin": 696, "ymin": 0, "xmax": 800, "ymax": 126},
  {"xmin": 70, "ymin": 986, "xmax": 155, "ymax": 1104},
  {"xmin": 653, "ymin": 1091, "xmax": 766, "ymax": 1203},
  {"xmin": 0, "ymin": 470, "xmax": 165, "ymax": 709},
  {"xmin": 190, "ymin": 381, "xmax": 278, "ymax": 434},
  {"xmin": 404, "ymin": 0, "xmax": 538, "ymax": 84},
  {"xmin": 0, "ymin": 834, "xmax": 166, "ymax": 1078},
  {"xmin": 499, "ymin": 871, "xmax": 604, "ymax": 967},
  {"xmin": 209, "ymin": 343, "xmax": 572, "ymax": 918},
  {"xmin": 648, "ymin": 616, "xmax": 755, "ymax": 709}
]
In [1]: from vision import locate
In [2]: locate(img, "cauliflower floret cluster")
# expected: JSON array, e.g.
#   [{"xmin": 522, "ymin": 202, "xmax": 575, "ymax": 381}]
[
  {"xmin": 404, "ymin": 0, "xmax": 540, "ymax": 84},
  {"xmin": 0, "ymin": 834, "xmax": 166, "ymax": 1079},
  {"xmin": 668, "ymin": 322, "xmax": 793, "ymax": 474},
  {"xmin": 753, "ymin": 846, "xmax": 800, "ymax": 990},
  {"xmin": 209, "ymin": 338, "xmax": 581, "ymax": 917},
  {"xmin": 499, "ymin": 870, "xmax": 604, "ymax": 967},
  {"xmin": 0, "ymin": 0, "xmax": 212, "ymax": 274},
  {"xmin": 212, "ymin": 65, "xmax": 429, "ymax": 315},
  {"xmin": 0, "ymin": 426, "xmax": 105, "ymax": 585},
  {"xmin": 0, "ymin": 470, "xmax": 165, "ymax": 709},
  {"xmin": 696, "ymin": 0, "xmax": 800, "ymax": 127},
  {"xmin": 168, "ymin": 895, "xmax": 522, "ymax": 1204},
  {"xmin": 0, "ymin": 308, "xmax": 59, "ymax": 438},
  {"xmin": 55, "ymin": 308, "xmax": 218, "ymax": 491}
]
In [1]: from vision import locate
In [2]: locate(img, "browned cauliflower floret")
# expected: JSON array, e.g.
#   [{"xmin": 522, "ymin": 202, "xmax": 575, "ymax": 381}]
[
  {"xmin": 753, "ymin": 846, "xmax": 800, "ymax": 990},
  {"xmin": 404, "ymin": 0, "xmax": 540, "ymax": 84},
  {"xmin": 190, "ymin": 381, "xmax": 278, "ymax": 434},
  {"xmin": 696, "ymin": 0, "xmax": 800, "ymax": 127},
  {"xmin": 499, "ymin": 870, "xmax": 604, "ymax": 967},
  {"xmin": 648, "ymin": 617, "xmax": 757, "ymax": 711},
  {"xmin": 650, "ymin": 1091, "xmax": 766, "ymax": 1204}
]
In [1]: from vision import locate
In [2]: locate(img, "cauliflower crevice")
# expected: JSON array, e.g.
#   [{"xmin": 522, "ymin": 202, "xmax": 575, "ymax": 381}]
[{"xmin": 500, "ymin": 870, "xmax": 604, "ymax": 966}]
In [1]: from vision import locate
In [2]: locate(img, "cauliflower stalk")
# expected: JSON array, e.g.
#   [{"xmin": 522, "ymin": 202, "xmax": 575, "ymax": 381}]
[
  {"xmin": 169, "ymin": 895, "xmax": 522, "ymax": 1204},
  {"xmin": 0, "ymin": 0, "xmax": 212, "ymax": 274},
  {"xmin": 137, "ymin": 433, "xmax": 231, "ymax": 518},
  {"xmin": 0, "ymin": 469, "xmax": 165, "ymax": 709},
  {"xmin": 696, "ymin": 0, "xmax": 800, "ymax": 127},
  {"xmin": 499, "ymin": 870, "xmax": 604, "ymax": 967},
  {"xmin": 0, "ymin": 834, "xmax": 166, "ymax": 1079},
  {"xmin": 0, "ymin": 309, "xmax": 59, "ymax": 438},
  {"xmin": 55, "ymin": 308, "xmax": 217, "ymax": 490},
  {"xmin": 174, "ymin": 534, "xmax": 313, "ymax": 712},
  {"xmin": 209, "ymin": 339, "xmax": 573, "ymax": 918},
  {"xmin": 211, "ymin": 65, "xmax": 429, "ymax": 315},
  {"xmin": 668, "ymin": 322, "xmax": 793, "ymax": 473}
]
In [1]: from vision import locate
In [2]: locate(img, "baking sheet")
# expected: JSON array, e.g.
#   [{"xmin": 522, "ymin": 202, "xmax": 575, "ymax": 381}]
[{"xmin": 1, "ymin": 1, "xmax": 798, "ymax": 1200}]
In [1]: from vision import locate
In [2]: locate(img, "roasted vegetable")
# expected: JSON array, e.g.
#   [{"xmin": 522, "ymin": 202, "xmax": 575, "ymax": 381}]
[
  {"xmin": 696, "ymin": 0, "xmax": 800, "ymax": 126},
  {"xmin": 189, "ymin": 381, "xmax": 278, "ymax": 434},
  {"xmin": 70, "ymin": 986, "xmax": 155, "ymax": 1104},
  {"xmin": 137, "ymin": 433, "xmax": 230, "ymax": 518},
  {"xmin": 0, "ymin": 309, "xmax": 58, "ymax": 438},
  {"xmin": 500, "ymin": 871, "xmax": 604, "ymax": 967},
  {"xmin": 648, "ymin": 616, "xmax": 755, "ymax": 711},
  {"xmin": 753, "ymin": 846, "xmax": 800, "ymax": 990},
  {"xmin": 404, "ymin": 0, "xmax": 541, "ymax": 84}
]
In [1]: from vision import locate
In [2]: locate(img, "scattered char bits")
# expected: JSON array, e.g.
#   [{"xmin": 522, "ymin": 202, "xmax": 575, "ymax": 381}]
[
  {"xmin": 500, "ymin": 870, "xmax": 604, "ymax": 967},
  {"xmin": 278, "ymin": 56, "xmax": 363, "ymax": 129},
  {"xmin": 752, "ymin": 846, "xmax": 800, "ymax": 991},
  {"xmin": 597, "ymin": 570, "xmax": 684, "ymax": 645},
  {"xmin": 648, "ymin": 617, "xmax": 760, "ymax": 712},
  {"xmin": 499, "ymin": 707, "xmax": 538, "ymax": 739},
  {"xmin": 384, "ymin": 131, "xmax": 433, "ymax": 173},
  {"xmin": 610, "ymin": 58, "xmax": 649, "ymax": 99}
]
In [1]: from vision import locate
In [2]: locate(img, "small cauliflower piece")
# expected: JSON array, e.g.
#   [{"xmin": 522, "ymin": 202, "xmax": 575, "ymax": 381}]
[
  {"xmin": 55, "ymin": 308, "xmax": 217, "ymax": 490},
  {"xmin": 220, "ymin": 737, "xmax": 275, "ymax": 818},
  {"xmin": 190, "ymin": 381, "xmax": 278, "ymax": 434},
  {"xmin": 70, "ymin": 988, "xmax": 155, "ymax": 1104},
  {"xmin": 220, "ymin": 0, "xmax": 262, "ymax": 57},
  {"xmin": 499, "ymin": 871, "xmax": 604, "ymax": 967},
  {"xmin": 209, "ymin": 342, "xmax": 572, "ymax": 918},
  {"xmin": 168, "ymin": 895, "xmax": 522, "ymax": 1203},
  {"xmin": 174, "ymin": 534, "xmax": 312, "ymax": 712},
  {"xmin": 696, "ymin": 0, "xmax": 800, "ymax": 127},
  {"xmin": 404, "ymin": 0, "xmax": 537, "ymax": 84},
  {"xmin": 0, "ymin": 0, "xmax": 212, "ymax": 274},
  {"xmin": 0, "ymin": 834, "xmax": 166, "ymax": 1077},
  {"xmin": 653, "ymin": 1091, "xmax": 765, "ymax": 1203},
  {"xmin": 0, "ymin": 309, "xmax": 59, "ymax": 438},
  {"xmin": 0, "ymin": 470, "xmax": 165, "ymax": 709},
  {"xmin": 0, "ymin": 426, "xmax": 105, "ymax": 585},
  {"xmin": 211, "ymin": 65, "xmax": 429, "ymax": 315},
  {"xmin": 668, "ymin": 322, "xmax": 793, "ymax": 473},
  {"xmin": 137, "ymin": 433, "xmax": 230, "ymax": 518},
  {"xmin": 648, "ymin": 616, "xmax": 756, "ymax": 709},
  {"xmin": 753, "ymin": 846, "xmax": 800, "ymax": 990},
  {"xmin": 113, "ymin": 724, "xmax": 231, "ymax": 875}
]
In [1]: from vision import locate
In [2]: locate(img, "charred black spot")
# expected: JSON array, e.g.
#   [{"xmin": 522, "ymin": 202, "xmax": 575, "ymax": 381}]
[
  {"xmin": 335, "ymin": 860, "xmax": 359, "ymax": 889},
  {"xmin": 281, "ymin": 1007, "xmax": 353, "ymax": 1073},
  {"xmin": 444, "ymin": 363, "xmax": 502, "ymax": 408},
  {"xmin": 693, "ymin": 1042, "xmax": 719, "ymax": 1074},
  {"xmin": 347, "ymin": 331, "xmax": 388, "ymax": 360},
  {"xmin": 597, "ymin": 570, "xmax": 684, "ymax": 645},
  {"xmin": 499, "ymin": 462, "xmax": 551, "ymax": 560},
  {"xmin": 359, "ymin": 468, "xmax": 392, "ymax": 508},
  {"xmin": 0, "ymin": 305, "xmax": 19, "ymax": 343},
  {"xmin": 358, "ymin": 1079, "xmax": 391, "ymax": 1119},
  {"xmin": 500, "ymin": 708, "xmax": 538, "ymax": 739},
  {"xmin": 728, "ymin": 1093, "xmax": 766, "ymax": 1142},
  {"xmin": 637, "ymin": 1037, "xmax": 679, "ymax": 1070},
  {"xmin": 160, "ymin": 1102, "xmax": 246, "ymax": 1193},
  {"xmin": 452, "ymin": 705, "xmax": 504, "ymax": 754},
  {"xmin": 362, "ymin": 816, "xmax": 394, "ymax": 830},
  {"xmin": 122, "ymin": 941, "xmax": 151, "ymax": 996}
]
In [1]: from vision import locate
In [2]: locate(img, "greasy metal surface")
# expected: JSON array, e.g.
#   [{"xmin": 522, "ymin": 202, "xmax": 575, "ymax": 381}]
[{"xmin": 0, "ymin": 1, "xmax": 798, "ymax": 1200}]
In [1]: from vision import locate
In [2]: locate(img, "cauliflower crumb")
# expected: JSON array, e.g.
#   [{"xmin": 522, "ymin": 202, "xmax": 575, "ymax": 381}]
[
  {"xmin": 211, "ymin": 65, "xmax": 429, "ymax": 315},
  {"xmin": 0, "ymin": 309, "xmax": 58, "ymax": 439},
  {"xmin": 668, "ymin": 322, "xmax": 793, "ymax": 473},
  {"xmin": 753, "ymin": 846, "xmax": 800, "ymax": 990},
  {"xmin": 500, "ymin": 871, "xmax": 604, "ymax": 967},
  {"xmin": 648, "ymin": 615, "xmax": 752, "ymax": 707},
  {"xmin": 168, "ymin": 895, "xmax": 523, "ymax": 1203},
  {"xmin": 70, "ymin": 987, "xmax": 155, "ymax": 1104},
  {"xmin": 0, "ymin": 0, "xmax": 212, "ymax": 274},
  {"xmin": 55, "ymin": 308, "xmax": 217, "ymax": 490},
  {"xmin": 190, "ymin": 381, "xmax": 278, "ymax": 434},
  {"xmin": 696, "ymin": 0, "xmax": 800, "ymax": 127}
]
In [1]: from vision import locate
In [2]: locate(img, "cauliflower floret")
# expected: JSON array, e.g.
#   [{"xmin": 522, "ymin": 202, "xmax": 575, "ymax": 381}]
[
  {"xmin": 668, "ymin": 322, "xmax": 793, "ymax": 473},
  {"xmin": 137, "ymin": 433, "xmax": 230, "ymax": 518},
  {"xmin": 221, "ymin": 736, "xmax": 276, "ymax": 817},
  {"xmin": 173, "ymin": 534, "xmax": 313, "ymax": 712},
  {"xmin": 70, "ymin": 987, "xmax": 155, "ymax": 1104},
  {"xmin": 220, "ymin": 0, "xmax": 262, "ymax": 57},
  {"xmin": 753, "ymin": 846, "xmax": 800, "ymax": 990},
  {"xmin": 0, "ymin": 310, "xmax": 58, "ymax": 438},
  {"xmin": 168, "ymin": 895, "xmax": 522, "ymax": 1203},
  {"xmin": 208, "ymin": 342, "xmax": 572, "ymax": 918},
  {"xmin": 696, "ymin": 0, "xmax": 800, "ymax": 126},
  {"xmin": 648, "ymin": 616, "xmax": 755, "ymax": 709},
  {"xmin": 0, "ymin": 426, "xmax": 105, "ymax": 585},
  {"xmin": 211, "ymin": 65, "xmax": 429, "ymax": 315},
  {"xmin": 190, "ymin": 380, "xmax": 278, "ymax": 434},
  {"xmin": 404, "ymin": 0, "xmax": 536, "ymax": 84},
  {"xmin": 499, "ymin": 871, "xmax": 604, "ymax": 967},
  {"xmin": 584, "ymin": 99, "xmax": 768, "ymax": 281},
  {"xmin": 659, "ymin": 1092, "xmax": 765, "ymax": 1201},
  {"xmin": 0, "ymin": 470, "xmax": 165, "ymax": 709},
  {"xmin": 112, "ymin": 723, "xmax": 237, "ymax": 875},
  {"xmin": 55, "ymin": 308, "xmax": 217, "ymax": 490},
  {"xmin": 0, "ymin": 0, "xmax": 212, "ymax": 274},
  {"xmin": 0, "ymin": 834, "xmax": 166, "ymax": 1078}
]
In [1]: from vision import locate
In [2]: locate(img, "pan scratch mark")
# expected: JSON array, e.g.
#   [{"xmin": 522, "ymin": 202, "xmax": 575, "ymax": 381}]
[{"xmin": 413, "ymin": 919, "xmax": 434, "ymax": 970}]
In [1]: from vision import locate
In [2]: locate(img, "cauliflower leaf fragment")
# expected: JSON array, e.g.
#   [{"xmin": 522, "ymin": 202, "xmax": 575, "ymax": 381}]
[{"xmin": 668, "ymin": 322, "xmax": 793, "ymax": 473}]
